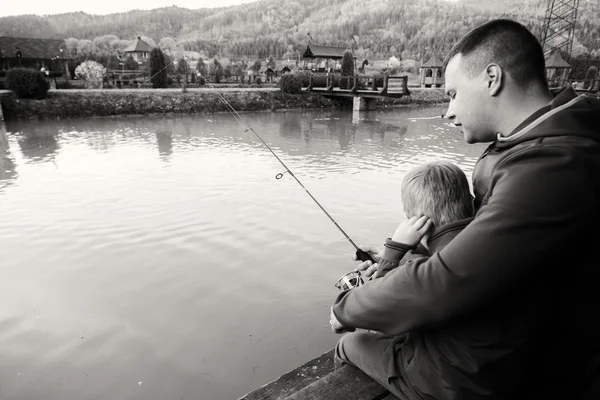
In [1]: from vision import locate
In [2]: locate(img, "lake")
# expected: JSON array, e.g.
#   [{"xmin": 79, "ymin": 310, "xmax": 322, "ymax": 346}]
[{"xmin": 0, "ymin": 106, "xmax": 487, "ymax": 400}]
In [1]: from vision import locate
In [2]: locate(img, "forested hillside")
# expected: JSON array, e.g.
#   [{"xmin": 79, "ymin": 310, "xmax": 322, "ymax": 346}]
[{"xmin": 0, "ymin": 0, "xmax": 598, "ymax": 61}]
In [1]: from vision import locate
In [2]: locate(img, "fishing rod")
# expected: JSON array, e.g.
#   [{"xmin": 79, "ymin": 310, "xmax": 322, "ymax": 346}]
[{"xmin": 185, "ymin": 62, "xmax": 377, "ymax": 266}]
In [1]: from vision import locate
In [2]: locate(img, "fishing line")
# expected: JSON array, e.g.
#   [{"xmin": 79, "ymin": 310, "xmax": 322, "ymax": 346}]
[{"xmin": 193, "ymin": 67, "xmax": 376, "ymax": 264}]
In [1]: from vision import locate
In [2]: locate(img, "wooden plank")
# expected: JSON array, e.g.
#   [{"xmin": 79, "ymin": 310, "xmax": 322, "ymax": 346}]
[
  {"xmin": 238, "ymin": 349, "xmax": 336, "ymax": 400},
  {"xmin": 283, "ymin": 364, "xmax": 391, "ymax": 400},
  {"xmin": 238, "ymin": 348, "xmax": 396, "ymax": 400}
]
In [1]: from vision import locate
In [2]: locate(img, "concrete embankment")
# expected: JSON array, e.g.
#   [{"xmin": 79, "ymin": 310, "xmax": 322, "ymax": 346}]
[{"xmin": 0, "ymin": 87, "xmax": 448, "ymax": 120}]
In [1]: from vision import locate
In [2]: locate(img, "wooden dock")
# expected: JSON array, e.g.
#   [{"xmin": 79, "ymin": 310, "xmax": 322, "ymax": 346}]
[
  {"xmin": 238, "ymin": 349, "xmax": 399, "ymax": 400},
  {"xmin": 301, "ymin": 74, "xmax": 410, "ymax": 111}
]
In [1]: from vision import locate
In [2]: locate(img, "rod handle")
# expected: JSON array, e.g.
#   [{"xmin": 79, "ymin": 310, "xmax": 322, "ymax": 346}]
[{"xmin": 355, "ymin": 249, "xmax": 377, "ymax": 264}]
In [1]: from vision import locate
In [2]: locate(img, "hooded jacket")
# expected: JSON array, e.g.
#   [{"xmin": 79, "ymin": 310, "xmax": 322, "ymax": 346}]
[{"xmin": 332, "ymin": 87, "xmax": 600, "ymax": 399}]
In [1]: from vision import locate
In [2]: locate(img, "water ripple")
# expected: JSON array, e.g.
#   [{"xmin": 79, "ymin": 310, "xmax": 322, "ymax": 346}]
[{"xmin": 0, "ymin": 107, "xmax": 487, "ymax": 400}]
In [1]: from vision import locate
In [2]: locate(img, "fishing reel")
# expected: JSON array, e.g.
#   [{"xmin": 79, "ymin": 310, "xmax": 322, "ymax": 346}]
[{"xmin": 334, "ymin": 270, "xmax": 365, "ymax": 292}]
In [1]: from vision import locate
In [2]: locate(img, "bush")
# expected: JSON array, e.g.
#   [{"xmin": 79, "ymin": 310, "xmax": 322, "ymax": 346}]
[
  {"xmin": 75, "ymin": 60, "xmax": 106, "ymax": 89},
  {"xmin": 124, "ymin": 55, "xmax": 139, "ymax": 70},
  {"xmin": 255, "ymin": 76, "xmax": 262, "ymax": 85},
  {"xmin": 279, "ymin": 74, "xmax": 302, "ymax": 94},
  {"xmin": 5, "ymin": 68, "xmax": 50, "ymax": 99}
]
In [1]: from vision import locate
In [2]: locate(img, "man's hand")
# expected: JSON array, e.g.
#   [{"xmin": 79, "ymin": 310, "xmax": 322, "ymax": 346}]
[
  {"xmin": 352, "ymin": 245, "xmax": 383, "ymax": 278},
  {"xmin": 392, "ymin": 215, "xmax": 432, "ymax": 246},
  {"xmin": 330, "ymin": 307, "xmax": 354, "ymax": 334}
]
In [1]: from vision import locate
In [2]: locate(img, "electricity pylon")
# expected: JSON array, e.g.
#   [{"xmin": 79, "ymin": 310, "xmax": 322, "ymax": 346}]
[{"xmin": 540, "ymin": 0, "xmax": 580, "ymax": 57}]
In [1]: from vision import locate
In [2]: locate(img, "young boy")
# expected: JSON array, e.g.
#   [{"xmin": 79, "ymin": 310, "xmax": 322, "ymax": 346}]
[{"xmin": 330, "ymin": 161, "xmax": 487, "ymax": 400}]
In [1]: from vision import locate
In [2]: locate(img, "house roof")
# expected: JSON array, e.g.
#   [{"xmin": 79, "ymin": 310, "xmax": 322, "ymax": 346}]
[
  {"xmin": 0, "ymin": 36, "xmax": 68, "ymax": 59},
  {"xmin": 123, "ymin": 36, "xmax": 153, "ymax": 53},
  {"xmin": 279, "ymin": 65, "xmax": 292, "ymax": 72},
  {"xmin": 545, "ymin": 50, "xmax": 571, "ymax": 68},
  {"xmin": 303, "ymin": 44, "xmax": 350, "ymax": 59},
  {"xmin": 421, "ymin": 54, "xmax": 444, "ymax": 68},
  {"xmin": 259, "ymin": 66, "xmax": 275, "ymax": 73}
]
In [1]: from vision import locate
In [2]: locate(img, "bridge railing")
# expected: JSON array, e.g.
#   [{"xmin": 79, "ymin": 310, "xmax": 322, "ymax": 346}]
[{"xmin": 303, "ymin": 73, "xmax": 409, "ymax": 94}]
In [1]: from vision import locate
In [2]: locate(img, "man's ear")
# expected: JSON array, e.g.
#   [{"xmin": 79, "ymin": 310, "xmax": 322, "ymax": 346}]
[{"xmin": 485, "ymin": 63, "xmax": 503, "ymax": 96}]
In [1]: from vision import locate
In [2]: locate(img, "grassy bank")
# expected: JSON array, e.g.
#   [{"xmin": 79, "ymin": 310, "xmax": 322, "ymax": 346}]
[{"xmin": 0, "ymin": 87, "xmax": 448, "ymax": 120}]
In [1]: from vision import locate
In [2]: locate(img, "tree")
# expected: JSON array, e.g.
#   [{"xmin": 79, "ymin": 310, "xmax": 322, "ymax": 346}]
[
  {"xmin": 250, "ymin": 59, "xmax": 261, "ymax": 82},
  {"xmin": 340, "ymin": 50, "xmax": 354, "ymax": 89},
  {"xmin": 158, "ymin": 37, "xmax": 177, "ymax": 55},
  {"xmin": 282, "ymin": 45, "xmax": 295, "ymax": 60},
  {"xmin": 176, "ymin": 58, "xmax": 188, "ymax": 75},
  {"xmin": 267, "ymin": 56, "xmax": 276, "ymax": 69},
  {"xmin": 149, "ymin": 47, "xmax": 167, "ymax": 88},
  {"xmin": 64, "ymin": 37, "xmax": 79, "ymax": 58},
  {"xmin": 212, "ymin": 58, "xmax": 223, "ymax": 83},
  {"xmin": 233, "ymin": 63, "xmax": 245, "ymax": 83},
  {"xmin": 76, "ymin": 39, "xmax": 94, "ymax": 60},
  {"xmin": 124, "ymin": 55, "xmax": 138, "ymax": 70},
  {"xmin": 196, "ymin": 57, "xmax": 208, "ymax": 85}
]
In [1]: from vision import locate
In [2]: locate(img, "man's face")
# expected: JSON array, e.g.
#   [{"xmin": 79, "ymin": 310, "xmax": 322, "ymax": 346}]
[{"xmin": 444, "ymin": 54, "xmax": 496, "ymax": 144}]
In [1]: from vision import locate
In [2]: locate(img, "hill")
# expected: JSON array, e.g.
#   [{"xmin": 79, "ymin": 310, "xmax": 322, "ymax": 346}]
[{"xmin": 0, "ymin": 0, "xmax": 598, "ymax": 60}]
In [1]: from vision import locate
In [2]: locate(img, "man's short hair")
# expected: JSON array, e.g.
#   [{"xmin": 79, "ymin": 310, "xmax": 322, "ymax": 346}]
[
  {"xmin": 401, "ymin": 161, "xmax": 473, "ymax": 227},
  {"xmin": 443, "ymin": 19, "xmax": 547, "ymax": 89}
]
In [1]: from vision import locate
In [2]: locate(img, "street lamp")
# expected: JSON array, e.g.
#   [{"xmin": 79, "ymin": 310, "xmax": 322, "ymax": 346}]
[
  {"xmin": 182, "ymin": 54, "xmax": 188, "ymax": 92},
  {"xmin": 59, "ymin": 47, "xmax": 65, "ymax": 79}
]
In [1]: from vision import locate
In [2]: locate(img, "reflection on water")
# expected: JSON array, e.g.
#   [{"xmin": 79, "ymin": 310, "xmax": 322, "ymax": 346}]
[
  {"xmin": 0, "ymin": 122, "xmax": 18, "ymax": 190},
  {"xmin": 0, "ymin": 107, "xmax": 487, "ymax": 400}
]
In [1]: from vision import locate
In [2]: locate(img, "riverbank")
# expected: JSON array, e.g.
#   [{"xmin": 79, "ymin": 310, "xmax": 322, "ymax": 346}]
[{"xmin": 0, "ymin": 87, "xmax": 448, "ymax": 120}]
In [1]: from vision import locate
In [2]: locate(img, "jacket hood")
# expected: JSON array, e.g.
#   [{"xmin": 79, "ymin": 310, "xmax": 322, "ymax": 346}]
[
  {"xmin": 426, "ymin": 217, "xmax": 473, "ymax": 254},
  {"xmin": 495, "ymin": 87, "xmax": 600, "ymax": 149}
]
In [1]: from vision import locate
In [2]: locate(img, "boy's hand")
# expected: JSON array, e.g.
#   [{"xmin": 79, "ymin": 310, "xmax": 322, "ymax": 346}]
[{"xmin": 392, "ymin": 215, "xmax": 432, "ymax": 246}]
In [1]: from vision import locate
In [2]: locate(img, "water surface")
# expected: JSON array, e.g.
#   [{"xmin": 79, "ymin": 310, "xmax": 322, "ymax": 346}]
[{"xmin": 0, "ymin": 107, "xmax": 486, "ymax": 400}]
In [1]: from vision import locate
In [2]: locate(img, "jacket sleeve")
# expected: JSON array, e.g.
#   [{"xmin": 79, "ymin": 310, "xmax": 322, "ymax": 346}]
[
  {"xmin": 332, "ymin": 145, "xmax": 592, "ymax": 336},
  {"xmin": 373, "ymin": 239, "xmax": 416, "ymax": 278}
]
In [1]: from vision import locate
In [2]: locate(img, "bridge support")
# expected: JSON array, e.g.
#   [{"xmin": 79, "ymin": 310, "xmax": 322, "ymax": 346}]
[{"xmin": 353, "ymin": 97, "xmax": 376, "ymax": 111}]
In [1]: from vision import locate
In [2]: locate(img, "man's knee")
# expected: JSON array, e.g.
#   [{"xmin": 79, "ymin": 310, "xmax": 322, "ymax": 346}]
[
  {"xmin": 335, "ymin": 331, "xmax": 389, "ymax": 368},
  {"xmin": 335, "ymin": 332, "xmax": 364, "ymax": 364},
  {"xmin": 334, "ymin": 331, "xmax": 400, "ymax": 393}
]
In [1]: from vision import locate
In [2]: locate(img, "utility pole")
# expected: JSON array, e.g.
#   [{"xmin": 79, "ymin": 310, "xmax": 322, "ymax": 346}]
[{"xmin": 540, "ymin": 0, "xmax": 580, "ymax": 58}]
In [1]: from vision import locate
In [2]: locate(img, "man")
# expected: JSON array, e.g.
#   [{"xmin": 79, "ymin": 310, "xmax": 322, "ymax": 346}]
[{"xmin": 331, "ymin": 19, "xmax": 600, "ymax": 399}]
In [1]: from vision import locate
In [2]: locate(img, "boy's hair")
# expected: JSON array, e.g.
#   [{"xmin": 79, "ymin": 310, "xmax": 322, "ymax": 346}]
[
  {"xmin": 401, "ymin": 161, "xmax": 473, "ymax": 227},
  {"xmin": 442, "ymin": 19, "xmax": 548, "ymax": 90}
]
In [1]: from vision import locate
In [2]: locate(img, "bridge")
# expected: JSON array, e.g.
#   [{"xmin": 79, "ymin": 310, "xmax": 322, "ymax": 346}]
[{"xmin": 301, "ymin": 74, "xmax": 410, "ymax": 110}]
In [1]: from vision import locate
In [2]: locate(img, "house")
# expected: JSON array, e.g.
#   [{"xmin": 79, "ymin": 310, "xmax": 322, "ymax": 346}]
[
  {"xmin": 545, "ymin": 49, "xmax": 571, "ymax": 88},
  {"xmin": 122, "ymin": 35, "xmax": 153, "ymax": 64},
  {"xmin": 301, "ymin": 44, "xmax": 355, "ymax": 73},
  {"xmin": 259, "ymin": 66, "xmax": 276, "ymax": 82},
  {"xmin": 0, "ymin": 36, "xmax": 68, "ymax": 74},
  {"xmin": 419, "ymin": 54, "xmax": 444, "ymax": 88}
]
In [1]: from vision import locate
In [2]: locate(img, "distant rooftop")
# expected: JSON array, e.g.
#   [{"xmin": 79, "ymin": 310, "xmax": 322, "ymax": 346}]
[
  {"xmin": 545, "ymin": 49, "xmax": 571, "ymax": 68},
  {"xmin": 0, "ymin": 36, "xmax": 68, "ymax": 59},
  {"xmin": 421, "ymin": 54, "xmax": 444, "ymax": 68},
  {"xmin": 123, "ymin": 36, "xmax": 153, "ymax": 53},
  {"xmin": 303, "ymin": 44, "xmax": 351, "ymax": 59}
]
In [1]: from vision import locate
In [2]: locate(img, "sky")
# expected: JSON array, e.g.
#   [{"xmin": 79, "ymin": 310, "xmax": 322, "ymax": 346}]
[
  {"xmin": 0, "ymin": 0, "xmax": 461, "ymax": 18},
  {"xmin": 0, "ymin": 0, "xmax": 258, "ymax": 18}
]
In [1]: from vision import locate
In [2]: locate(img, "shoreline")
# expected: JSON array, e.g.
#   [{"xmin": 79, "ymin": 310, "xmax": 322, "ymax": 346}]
[{"xmin": 0, "ymin": 87, "xmax": 448, "ymax": 121}]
